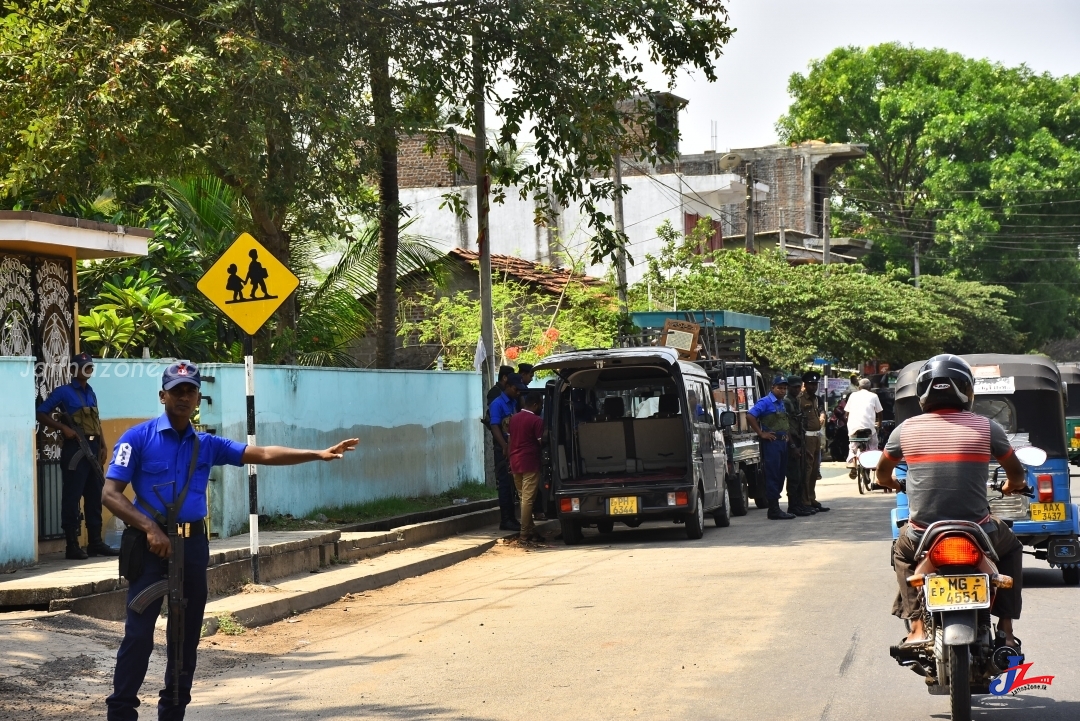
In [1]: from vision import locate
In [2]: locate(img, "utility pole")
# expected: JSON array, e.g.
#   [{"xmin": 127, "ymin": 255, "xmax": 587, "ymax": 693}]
[
  {"xmin": 822, "ymin": 198, "xmax": 831, "ymax": 266},
  {"xmin": 744, "ymin": 163, "xmax": 755, "ymax": 253},
  {"xmin": 613, "ymin": 151, "xmax": 628, "ymax": 314},
  {"xmin": 473, "ymin": 30, "xmax": 494, "ymax": 391},
  {"xmin": 778, "ymin": 207, "xmax": 787, "ymax": 257},
  {"xmin": 913, "ymin": 242, "xmax": 921, "ymax": 287},
  {"xmin": 243, "ymin": 334, "xmax": 260, "ymax": 584}
]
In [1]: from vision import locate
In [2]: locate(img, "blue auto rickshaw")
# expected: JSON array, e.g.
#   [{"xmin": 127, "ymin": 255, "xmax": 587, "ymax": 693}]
[{"xmin": 890, "ymin": 354, "xmax": 1080, "ymax": 585}]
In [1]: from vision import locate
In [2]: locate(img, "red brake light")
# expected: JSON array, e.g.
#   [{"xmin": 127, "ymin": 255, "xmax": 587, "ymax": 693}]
[
  {"xmin": 929, "ymin": 536, "xmax": 982, "ymax": 566},
  {"xmin": 1037, "ymin": 475, "xmax": 1054, "ymax": 503},
  {"xmin": 675, "ymin": 491, "xmax": 688, "ymax": 506},
  {"xmin": 560, "ymin": 498, "xmax": 572, "ymax": 513}
]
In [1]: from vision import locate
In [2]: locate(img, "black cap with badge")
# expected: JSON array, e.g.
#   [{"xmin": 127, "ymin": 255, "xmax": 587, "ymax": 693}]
[
  {"xmin": 71, "ymin": 351, "xmax": 94, "ymax": 368},
  {"xmin": 162, "ymin": 361, "xmax": 202, "ymax": 390},
  {"xmin": 802, "ymin": 370, "xmax": 821, "ymax": 384}
]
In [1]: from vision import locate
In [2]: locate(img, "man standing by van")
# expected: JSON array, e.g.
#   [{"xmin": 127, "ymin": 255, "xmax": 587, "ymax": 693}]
[
  {"xmin": 747, "ymin": 376, "xmax": 796, "ymax": 520},
  {"xmin": 508, "ymin": 392, "xmax": 545, "ymax": 542}
]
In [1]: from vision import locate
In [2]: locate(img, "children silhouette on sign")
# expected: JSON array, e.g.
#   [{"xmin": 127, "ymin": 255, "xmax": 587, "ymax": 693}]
[
  {"xmin": 224, "ymin": 248, "xmax": 278, "ymax": 303},
  {"xmin": 226, "ymin": 264, "xmax": 245, "ymax": 301},
  {"xmin": 245, "ymin": 249, "xmax": 271, "ymax": 299}
]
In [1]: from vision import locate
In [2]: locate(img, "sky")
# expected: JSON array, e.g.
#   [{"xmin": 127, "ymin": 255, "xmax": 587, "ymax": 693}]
[{"xmin": 650, "ymin": 0, "xmax": 1080, "ymax": 154}]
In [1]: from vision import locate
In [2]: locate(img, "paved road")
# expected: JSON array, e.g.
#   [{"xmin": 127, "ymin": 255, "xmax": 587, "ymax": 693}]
[{"xmin": 182, "ymin": 467, "xmax": 1080, "ymax": 721}]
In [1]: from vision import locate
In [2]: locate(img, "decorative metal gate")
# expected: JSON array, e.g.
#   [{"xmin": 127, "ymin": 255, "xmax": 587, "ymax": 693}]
[{"xmin": 0, "ymin": 252, "xmax": 76, "ymax": 540}]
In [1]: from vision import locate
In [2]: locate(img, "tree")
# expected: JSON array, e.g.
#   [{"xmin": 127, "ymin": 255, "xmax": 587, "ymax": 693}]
[
  {"xmin": 79, "ymin": 273, "xmax": 195, "ymax": 358},
  {"xmin": 777, "ymin": 44, "xmax": 1080, "ymax": 345},
  {"xmin": 633, "ymin": 220, "xmax": 1022, "ymax": 368},
  {"xmin": 399, "ymin": 275, "xmax": 621, "ymax": 370},
  {"xmin": 1, "ymin": 1, "xmax": 735, "ymax": 367}
]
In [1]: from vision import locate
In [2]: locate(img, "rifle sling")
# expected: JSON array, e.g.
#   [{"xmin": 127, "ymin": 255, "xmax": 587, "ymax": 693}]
[{"xmin": 136, "ymin": 433, "xmax": 201, "ymax": 528}]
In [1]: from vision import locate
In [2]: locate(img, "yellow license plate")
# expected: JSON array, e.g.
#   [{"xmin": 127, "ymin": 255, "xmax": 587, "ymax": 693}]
[
  {"xmin": 608, "ymin": 496, "xmax": 638, "ymax": 515},
  {"xmin": 925, "ymin": 575, "xmax": 990, "ymax": 611},
  {"xmin": 1071, "ymin": 438, "xmax": 1080, "ymax": 449},
  {"xmin": 1030, "ymin": 503, "xmax": 1066, "ymax": 522}
]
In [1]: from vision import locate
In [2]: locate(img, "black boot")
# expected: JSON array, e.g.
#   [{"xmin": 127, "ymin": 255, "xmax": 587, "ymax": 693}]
[
  {"xmin": 768, "ymin": 503, "xmax": 795, "ymax": 520},
  {"xmin": 86, "ymin": 527, "xmax": 120, "ymax": 557},
  {"xmin": 65, "ymin": 529, "xmax": 88, "ymax": 560}
]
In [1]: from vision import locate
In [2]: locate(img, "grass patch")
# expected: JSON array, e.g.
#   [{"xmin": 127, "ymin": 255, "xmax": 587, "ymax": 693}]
[
  {"xmin": 260, "ymin": 480, "xmax": 497, "ymax": 532},
  {"xmin": 216, "ymin": 612, "xmax": 246, "ymax": 636}
]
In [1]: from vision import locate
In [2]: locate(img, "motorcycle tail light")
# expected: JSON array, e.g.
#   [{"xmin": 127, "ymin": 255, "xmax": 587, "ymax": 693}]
[
  {"xmin": 929, "ymin": 535, "xmax": 982, "ymax": 566},
  {"xmin": 1037, "ymin": 475, "xmax": 1054, "ymax": 503}
]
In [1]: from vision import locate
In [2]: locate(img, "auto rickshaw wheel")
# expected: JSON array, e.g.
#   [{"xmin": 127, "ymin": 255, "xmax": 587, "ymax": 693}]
[{"xmin": 1063, "ymin": 566, "xmax": 1080, "ymax": 585}]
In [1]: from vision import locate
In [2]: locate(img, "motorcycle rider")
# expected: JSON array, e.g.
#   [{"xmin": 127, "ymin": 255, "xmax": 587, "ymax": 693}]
[{"xmin": 875, "ymin": 355, "xmax": 1028, "ymax": 649}]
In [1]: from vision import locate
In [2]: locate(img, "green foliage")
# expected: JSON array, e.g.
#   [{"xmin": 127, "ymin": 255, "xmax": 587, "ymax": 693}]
[
  {"xmin": 215, "ymin": 613, "xmax": 246, "ymax": 636},
  {"xmin": 634, "ymin": 220, "xmax": 1023, "ymax": 368},
  {"xmin": 777, "ymin": 43, "xmax": 1080, "ymax": 344},
  {"xmin": 79, "ymin": 272, "xmax": 196, "ymax": 358},
  {"xmin": 399, "ymin": 273, "xmax": 621, "ymax": 371}
]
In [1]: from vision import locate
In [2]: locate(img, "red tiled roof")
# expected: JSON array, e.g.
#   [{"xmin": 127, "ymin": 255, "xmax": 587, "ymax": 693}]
[{"xmin": 450, "ymin": 248, "xmax": 605, "ymax": 295}]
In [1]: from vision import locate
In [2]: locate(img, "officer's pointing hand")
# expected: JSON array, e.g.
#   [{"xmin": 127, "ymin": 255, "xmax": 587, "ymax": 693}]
[{"xmin": 320, "ymin": 438, "xmax": 360, "ymax": 461}]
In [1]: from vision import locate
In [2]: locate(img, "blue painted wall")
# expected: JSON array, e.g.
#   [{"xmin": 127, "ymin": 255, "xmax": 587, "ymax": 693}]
[
  {"xmin": 198, "ymin": 365, "xmax": 484, "ymax": 536},
  {"xmin": 0, "ymin": 357, "xmax": 38, "ymax": 571},
  {"xmin": 90, "ymin": 358, "xmax": 169, "ymax": 420}
]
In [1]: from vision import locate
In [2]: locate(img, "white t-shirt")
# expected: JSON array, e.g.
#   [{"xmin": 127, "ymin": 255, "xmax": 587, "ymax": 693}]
[{"xmin": 845, "ymin": 389, "xmax": 883, "ymax": 432}]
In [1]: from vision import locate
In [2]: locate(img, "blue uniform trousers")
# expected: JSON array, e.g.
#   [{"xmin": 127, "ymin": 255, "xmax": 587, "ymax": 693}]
[
  {"xmin": 59, "ymin": 438, "xmax": 103, "ymax": 533},
  {"xmin": 760, "ymin": 437, "xmax": 788, "ymax": 503},
  {"xmin": 107, "ymin": 535, "xmax": 209, "ymax": 720}
]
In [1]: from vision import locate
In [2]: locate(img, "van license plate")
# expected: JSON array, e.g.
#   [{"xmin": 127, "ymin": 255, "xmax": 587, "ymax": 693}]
[
  {"xmin": 925, "ymin": 574, "xmax": 990, "ymax": 611},
  {"xmin": 608, "ymin": 497, "xmax": 638, "ymax": 515},
  {"xmin": 1030, "ymin": 503, "xmax": 1066, "ymax": 522}
]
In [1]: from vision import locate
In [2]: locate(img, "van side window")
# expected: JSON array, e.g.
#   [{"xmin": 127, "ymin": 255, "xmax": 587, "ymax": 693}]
[{"xmin": 688, "ymin": 382, "xmax": 712, "ymax": 425}]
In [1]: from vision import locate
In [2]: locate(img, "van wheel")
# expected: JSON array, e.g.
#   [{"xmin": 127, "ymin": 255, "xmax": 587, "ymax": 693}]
[
  {"xmin": 751, "ymin": 465, "xmax": 769, "ymax": 509},
  {"xmin": 686, "ymin": 488, "xmax": 705, "ymax": 540},
  {"xmin": 597, "ymin": 519, "xmax": 615, "ymax": 534},
  {"xmin": 560, "ymin": 518, "xmax": 583, "ymax": 546},
  {"xmin": 727, "ymin": 467, "xmax": 750, "ymax": 516},
  {"xmin": 714, "ymin": 485, "xmax": 731, "ymax": 528},
  {"xmin": 1063, "ymin": 567, "xmax": 1080, "ymax": 585}
]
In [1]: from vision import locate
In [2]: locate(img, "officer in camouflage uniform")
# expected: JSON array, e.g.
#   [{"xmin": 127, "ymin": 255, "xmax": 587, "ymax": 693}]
[
  {"xmin": 783, "ymin": 375, "xmax": 814, "ymax": 516},
  {"xmin": 799, "ymin": 371, "xmax": 830, "ymax": 512}
]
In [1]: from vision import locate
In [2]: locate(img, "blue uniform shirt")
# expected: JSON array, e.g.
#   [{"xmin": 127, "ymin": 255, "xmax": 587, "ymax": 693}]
[
  {"xmin": 747, "ymin": 391, "xmax": 787, "ymax": 433},
  {"xmin": 106, "ymin": 414, "xmax": 247, "ymax": 523},
  {"xmin": 37, "ymin": 381, "xmax": 98, "ymax": 415},
  {"xmin": 489, "ymin": 392, "xmax": 516, "ymax": 435}
]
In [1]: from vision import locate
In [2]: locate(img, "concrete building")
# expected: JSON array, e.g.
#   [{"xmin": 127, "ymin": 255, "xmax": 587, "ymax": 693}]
[{"xmin": 397, "ymin": 133, "xmax": 868, "ymax": 283}]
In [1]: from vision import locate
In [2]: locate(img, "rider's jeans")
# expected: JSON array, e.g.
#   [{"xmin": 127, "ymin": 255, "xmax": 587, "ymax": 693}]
[
  {"xmin": 845, "ymin": 428, "xmax": 878, "ymax": 463},
  {"xmin": 892, "ymin": 517, "xmax": 1023, "ymax": 621}
]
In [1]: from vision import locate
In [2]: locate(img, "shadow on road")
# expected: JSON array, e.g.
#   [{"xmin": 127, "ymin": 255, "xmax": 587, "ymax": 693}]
[{"xmin": 927, "ymin": 694, "xmax": 1080, "ymax": 720}]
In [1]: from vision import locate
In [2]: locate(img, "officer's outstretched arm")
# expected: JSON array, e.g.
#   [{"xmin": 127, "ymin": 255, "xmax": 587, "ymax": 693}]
[{"xmin": 243, "ymin": 438, "xmax": 359, "ymax": 465}]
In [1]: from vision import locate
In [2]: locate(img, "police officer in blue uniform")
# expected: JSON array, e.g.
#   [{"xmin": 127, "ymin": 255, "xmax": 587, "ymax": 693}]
[
  {"xmin": 101, "ymin": 362, "xmax": 358, "ymax": 720},
  {"xmin": 747, "ymin": 376, "xmax": 796, "ymax": 520},
  {"xmin": 489, "ymin": 373, "xmax": 528, "ymax": 530},
  {"xmin": 36, "ymin": 352, "xmax": 119, "ymax": 559}
]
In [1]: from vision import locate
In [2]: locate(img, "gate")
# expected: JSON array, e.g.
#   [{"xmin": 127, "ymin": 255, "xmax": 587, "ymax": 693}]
[{"xmin": 0, "ymin": 252, "xmax": 76, "ymax": 540}]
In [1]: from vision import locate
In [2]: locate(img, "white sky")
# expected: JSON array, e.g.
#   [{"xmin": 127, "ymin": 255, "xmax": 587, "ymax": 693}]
[{"xmin": 649, "ymin": 0, "xmax": 1080, "ymax": 154}]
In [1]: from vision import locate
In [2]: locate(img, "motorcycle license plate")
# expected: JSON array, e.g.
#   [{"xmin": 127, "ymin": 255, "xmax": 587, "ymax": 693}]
[
  {"xmin": 1030, "ymin": 503, "xmax": 1066, "ymax": 522},
  {"xmin": 925, "ymin": 574, "xmax": 990, "ymax": 611},
  {"xmin": 608, "ymin": 496, "xmax": 638, "ymax": 515}
]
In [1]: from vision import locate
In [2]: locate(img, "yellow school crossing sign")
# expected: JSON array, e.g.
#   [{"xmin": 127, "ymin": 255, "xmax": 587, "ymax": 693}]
[{"xmin": 197, "ymin": 233, "xmax": 299, "ymax": 335}]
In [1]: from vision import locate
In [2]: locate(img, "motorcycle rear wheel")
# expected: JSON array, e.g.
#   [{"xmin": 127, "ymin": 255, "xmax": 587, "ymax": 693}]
[
  {"xmin": 948, "ymin": 645, "xmax": 971, "ymax": 721},
  {"xmin": 857, "ymin": 468, "xmax": 867, "ymax": 495}
]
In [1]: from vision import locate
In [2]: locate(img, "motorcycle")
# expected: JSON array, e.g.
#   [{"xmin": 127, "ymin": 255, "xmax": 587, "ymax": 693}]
[
  {"xmin": 851, "ymin": 428, "xmax": 889, "ymax": 495},
  {"xmin": 859, "ymin": 446, "xmax": 1045, "ymax": 721}
]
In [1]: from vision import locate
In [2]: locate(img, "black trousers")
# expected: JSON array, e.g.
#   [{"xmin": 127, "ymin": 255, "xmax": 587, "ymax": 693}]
[
  {"xmin": 59, "ymin": 438, "xmax": 103, "ymax": 534},
  {"xmin": 893, "ymin": 518, "xmax": 1023, "ymax": 621},
  {"xmin": 785, "ymin": 440, "xmax": 805, "ymax": 505},
  {"xmin": 107, "ymin": 534, "xmax": 209, "ymax": 720}
]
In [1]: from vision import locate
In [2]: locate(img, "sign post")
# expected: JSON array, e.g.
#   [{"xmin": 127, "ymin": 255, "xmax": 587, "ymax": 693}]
[{"xmin": 198, "ymin": 232, "xmax": 299, "ymax": 585}]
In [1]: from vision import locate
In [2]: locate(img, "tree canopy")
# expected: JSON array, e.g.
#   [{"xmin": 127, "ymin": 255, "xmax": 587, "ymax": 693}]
[
  {"xmin": 777, "ymin": 43, "xmax": 1080, "ymax": 346},
  {"xmin": 632, "ymin": 220, "xmax": 1023, "ymax": 369}
]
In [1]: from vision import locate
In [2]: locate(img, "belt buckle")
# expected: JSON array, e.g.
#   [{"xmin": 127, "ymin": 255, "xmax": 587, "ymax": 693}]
[
  {"xmin": 178, "ymin": 523, "xmax": 190, "ymax": 538},
  {"xmin": 87, "ymin": 435, "xmax": 96, "ymax": 441}
]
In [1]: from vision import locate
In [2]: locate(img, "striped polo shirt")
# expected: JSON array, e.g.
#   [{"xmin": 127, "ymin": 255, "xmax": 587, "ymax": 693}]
[{"xmin": 883, "ymin": 409, "xmax": 1014, "ymax": 526}]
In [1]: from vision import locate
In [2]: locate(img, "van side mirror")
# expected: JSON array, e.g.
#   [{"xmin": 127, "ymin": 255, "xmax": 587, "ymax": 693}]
[{"xmin": 719, "ymin": 410, "xmax": 737, "ymax": 428}]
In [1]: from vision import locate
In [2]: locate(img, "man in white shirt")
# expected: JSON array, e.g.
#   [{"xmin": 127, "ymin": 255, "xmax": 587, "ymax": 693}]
[{"xmin": 845, "ymin": 378, "xmax": 883, "ymax": 472}]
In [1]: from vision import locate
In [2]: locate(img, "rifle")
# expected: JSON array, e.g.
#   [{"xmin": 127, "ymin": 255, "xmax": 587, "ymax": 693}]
[
  {"xmin": 56, "ymin": 408, "xmax": 107, "ymax": 485},
  {"xmin": 126, "ymin": 436, "xmax": 200, "ymax": 706}
]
